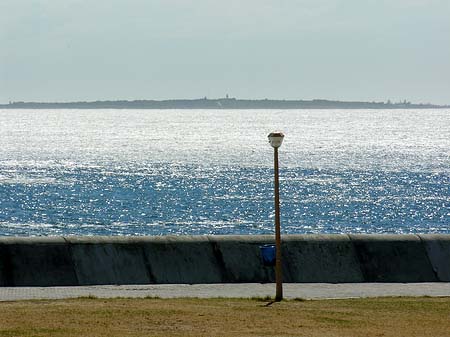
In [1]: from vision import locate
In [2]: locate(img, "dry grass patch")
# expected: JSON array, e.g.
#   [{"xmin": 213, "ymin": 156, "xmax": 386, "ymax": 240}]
[{"xmin": 0, "ymin": 297, "xmax": 449, "ymax": 337}]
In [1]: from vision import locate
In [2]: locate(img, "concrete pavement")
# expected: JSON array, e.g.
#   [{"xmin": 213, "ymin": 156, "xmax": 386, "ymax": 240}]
[{"xmin": 1, "ymin": 283, "xmax": 450, "ymax": 301}]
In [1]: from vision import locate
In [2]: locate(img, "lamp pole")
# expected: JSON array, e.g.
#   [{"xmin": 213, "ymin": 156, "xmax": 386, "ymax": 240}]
[{"xmin": 268, "ymin": 131, "xmax": 284, "ymax": 302}]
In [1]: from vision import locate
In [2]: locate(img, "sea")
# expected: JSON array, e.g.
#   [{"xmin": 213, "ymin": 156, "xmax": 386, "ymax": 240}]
[{"xmin": 0, "ymin": 109, "xmax": 449, "ymax": 236}]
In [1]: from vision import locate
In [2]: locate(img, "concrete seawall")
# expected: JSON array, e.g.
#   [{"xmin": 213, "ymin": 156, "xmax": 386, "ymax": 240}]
[{"xmin": 0, "ymin": 235, "xmax": 449, "ymax": 286}]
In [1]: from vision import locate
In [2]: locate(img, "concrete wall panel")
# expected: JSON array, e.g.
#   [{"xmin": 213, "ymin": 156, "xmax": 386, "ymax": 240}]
[
  {"xmin": 0, "ymin": 244, "xmax": 10, "ymax": 286},
  {"xmin": 66, "ymin": 237, "xmax": 151, "ymax": 285},
  {"xmin": 419, "ymin": 234, "xmax": 450, "ymax": 281},
  {"xmin": 282, "ymin": 235, "xmax": 364, "ymax": 282},
  {"xmin": 209, "ymin": 235, "xmax": 274, "ymax": 283},
  {"xmin": 0, "ymin": 237, "xmax": 77, "ymax": 286},
  {"xmin": 350, "ymin": 234, "xmax": 437, "ymax": 282},
  {"xmin": 142, "ymin": 236, "xmax": 224, "ymax": 284}
]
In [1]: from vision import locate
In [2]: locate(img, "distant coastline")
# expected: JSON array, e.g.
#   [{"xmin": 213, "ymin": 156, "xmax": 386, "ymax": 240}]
[{"xmin": 1, "ymin": 98, "xmax": 448, "ymax": 109}]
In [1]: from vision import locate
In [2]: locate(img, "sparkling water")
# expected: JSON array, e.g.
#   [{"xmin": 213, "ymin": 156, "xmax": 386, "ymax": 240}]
[{"xmin": 0, "ymin": 109, "xmax": 448, "ymax": 236}]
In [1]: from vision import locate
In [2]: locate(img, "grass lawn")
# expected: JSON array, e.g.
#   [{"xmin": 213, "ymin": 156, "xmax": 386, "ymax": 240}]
[{"xmin": 0, "ymin": 297, "xmax": 449, "ymax": 337}]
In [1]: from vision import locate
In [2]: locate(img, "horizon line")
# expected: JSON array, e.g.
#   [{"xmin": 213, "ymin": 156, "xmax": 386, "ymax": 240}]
[{"xmin": 2, "ymin": 97, "xmax": 449, "ymax": 106}]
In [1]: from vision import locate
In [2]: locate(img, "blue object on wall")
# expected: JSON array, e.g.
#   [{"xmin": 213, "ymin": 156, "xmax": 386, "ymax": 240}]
[{"xmin": 260, "ymin": 244, "xmax": 276, "ymax": 266}]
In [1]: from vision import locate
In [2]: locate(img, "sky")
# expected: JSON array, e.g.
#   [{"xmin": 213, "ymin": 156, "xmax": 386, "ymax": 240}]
[{"xmin": 1, "ymin": 0, "xmax": 450, "ymax": 104}]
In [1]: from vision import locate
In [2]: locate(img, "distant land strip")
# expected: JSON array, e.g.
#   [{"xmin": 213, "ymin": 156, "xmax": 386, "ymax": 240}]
[{"xmin": 1, "ymin": 98, "xmax": 449, "ymax": 109}]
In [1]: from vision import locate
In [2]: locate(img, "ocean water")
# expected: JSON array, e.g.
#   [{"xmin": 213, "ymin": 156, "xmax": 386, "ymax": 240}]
[{"xmin": 0, "ymin": 109, "xmax": 448, "ymax": 236}]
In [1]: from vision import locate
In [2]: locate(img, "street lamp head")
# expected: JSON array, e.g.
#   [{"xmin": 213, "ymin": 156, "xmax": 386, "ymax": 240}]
[{"xmin": 268, "ymin": 131, "xmax": 285, "ymax": 148}]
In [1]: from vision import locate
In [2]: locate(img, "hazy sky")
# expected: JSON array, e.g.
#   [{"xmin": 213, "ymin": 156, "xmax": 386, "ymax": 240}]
[{"xmin": 1, "ymin": 0, "xmax": 449, "ymax": 104}]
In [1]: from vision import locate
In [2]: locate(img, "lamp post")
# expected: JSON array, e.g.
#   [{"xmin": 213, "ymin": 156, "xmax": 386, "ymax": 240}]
[{"xmin": 268, "ymin": 131, "xmax": 284, "ymax": 302}]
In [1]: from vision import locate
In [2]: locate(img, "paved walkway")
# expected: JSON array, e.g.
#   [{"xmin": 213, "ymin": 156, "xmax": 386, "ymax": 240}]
[{"xmin": 1, "ymin": 283, "xmax": 450, "ymax": 301}]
